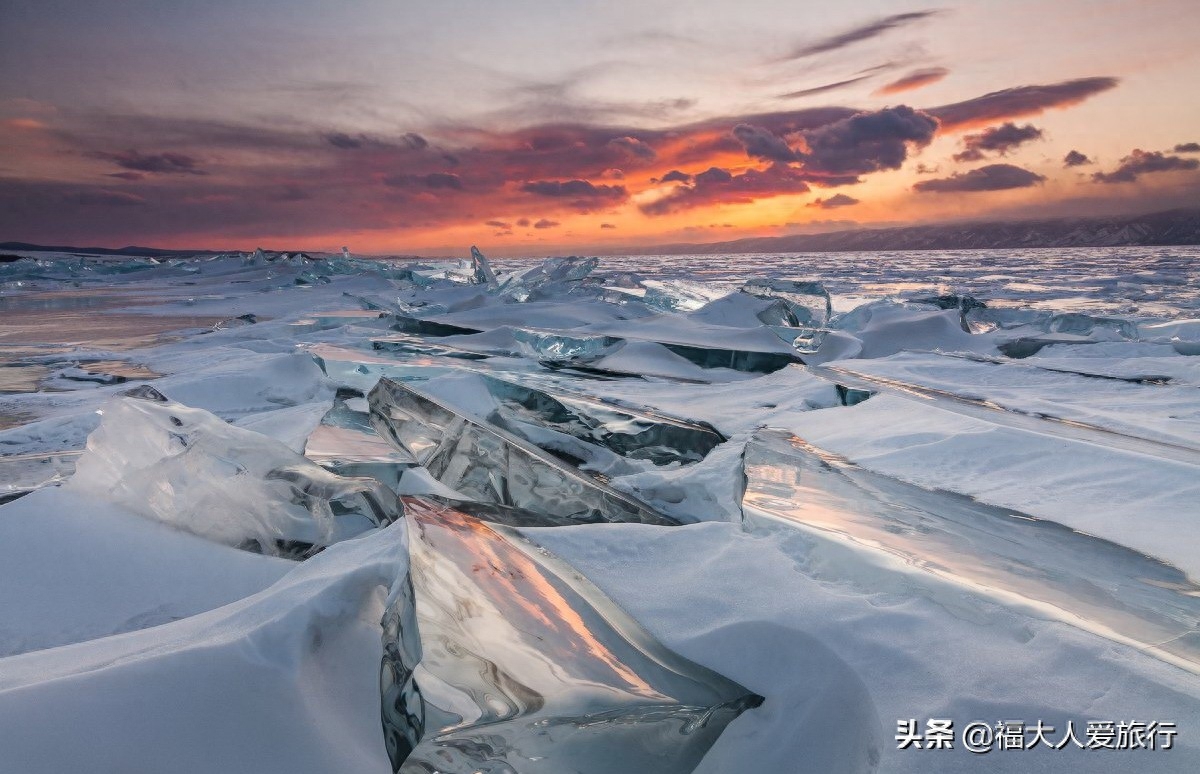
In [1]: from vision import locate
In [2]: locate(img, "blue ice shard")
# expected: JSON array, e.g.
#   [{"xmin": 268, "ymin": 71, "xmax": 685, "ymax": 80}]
[{"xmin": 368, "ymin": 377, "xmax": 674, "ymax": 525}]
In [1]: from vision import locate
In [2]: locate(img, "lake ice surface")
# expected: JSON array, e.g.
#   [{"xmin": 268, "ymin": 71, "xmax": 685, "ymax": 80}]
[{"xmin": 1, "ymin": 245, "xmax": 1199, "ymax": 772}]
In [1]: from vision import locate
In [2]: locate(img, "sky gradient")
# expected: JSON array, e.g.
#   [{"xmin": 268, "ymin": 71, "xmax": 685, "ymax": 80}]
[{"xmin": 1, "ymin": 0, "xmax": 1198, "ymax": 255}]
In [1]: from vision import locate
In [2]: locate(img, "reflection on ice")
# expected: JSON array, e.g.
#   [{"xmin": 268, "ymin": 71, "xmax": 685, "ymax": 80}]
[
  {"xmin": 401, "ymin": 497, "xmax": 762, "ymax": 774},
  {"xmin": 307, "ymin": 342, "xmax": 487, "ymax": 392},
  {"xmin": 304, "ymin": 391, "xmax": 416, "ymax": 488},
  {"xmin": 372, "ymin": 333, "xmax": 490, "ymax": 361},
  {"xmin": 369, "ymin": 378, "xmax": 675, "ymax": 525},
  {"xmin": 742, "ymin": 429, "xmax": 1200, "ymax": 672}
]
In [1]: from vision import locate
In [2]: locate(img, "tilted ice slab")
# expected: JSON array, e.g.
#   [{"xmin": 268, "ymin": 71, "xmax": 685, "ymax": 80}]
[
  {"xmin": 570, "ymin": 340, "xmax": 758, "ymax": 383},
  {"xmin": 371, "ymin": 331, "xmax": 490, "ymax": 360},
  {"xmin": 400, "ymin": 497, "xmax": 761, "ymax": 774},
  {"xmin": 494, "ymin": 255, "xmax": 599, "ymax": 301},
  {"xmin": 600, "ymin": 277, "xmax": 723, "ymax": 313},
  {"xmin": 830, "ymin": 351, "xmax": 1200, "ymax": 449},
  {"xmin": 0, "ymin": 522, "xmax": 418, "ymax": 774},
  {"xmin": 69, "ymin": 393, "xmax": 402, "ymax": 556},
  {"xmin": 409, "ymin": 370, "xmax": 725, "ymax": 473},
  {"xmin": 475, "ymin": 372, "xmax": 726, "ymax": 466},
  {"xmin": 782, "ymin": 393, "xmax": 1200, "ymax": 579},
  {"xmin": 368, "ymin": 377, "xmax": 674, "ymax": 525},
  {"xmin": 826, "ymin": 304, "xmax": 991, "ymax": 361},
  {"xmin": 742, "ymin": 429, "xmax": 1200, "ymax": 671},
  {"xmin": 979, "ymin": 310, "xmax": 1142, "ymax": 358}
]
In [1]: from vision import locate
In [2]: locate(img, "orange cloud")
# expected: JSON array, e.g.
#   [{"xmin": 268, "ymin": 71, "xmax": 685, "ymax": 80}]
[
  {"xmin": 0, "ymin": 76, "xmax": 1127, "ymax": 252},
  {"xmin": 875, "ymin": 67, "xmax": 949, "ymax": 96},
  {"xmin": 2, "ymin": 118, "xmax": 48, "ymax": 130}
]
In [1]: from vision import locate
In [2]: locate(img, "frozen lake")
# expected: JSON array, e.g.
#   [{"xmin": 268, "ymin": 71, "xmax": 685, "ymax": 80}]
[{"xmin": 1, "ymin": 246, "xmax": 1198, "ymax": 773}]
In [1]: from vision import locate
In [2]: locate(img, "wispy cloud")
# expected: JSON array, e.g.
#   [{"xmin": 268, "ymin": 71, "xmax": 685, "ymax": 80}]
[
  {"xmin": 782, "ymin": 11, "xmax": 940, "ymax": 60},
  {"xmin": 87, "ymin": 149, "xmax": 207, "ymax": 175},
  {"xmin": 779, "ymin": 75, "xmax": 874, "ymax": 100},
  {"xmin": 929, "ymin": 77, "xmax": 1118, "ymax": 131}
]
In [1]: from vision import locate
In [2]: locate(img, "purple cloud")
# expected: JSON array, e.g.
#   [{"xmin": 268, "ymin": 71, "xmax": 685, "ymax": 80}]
[
  {"xmin": 382, "ymin": 172, "xmax": 464, "ymax": 190},
  {"xmin": 1093, "ymin": 150, "xmax": 1199, "ymax": 183},
  {"xmin": 733, "ymin": 124, "xmax": 800, "ymax": 163},
  {"xmin": 954, "ymin": 123, "xmax": 1043, "ymax": 162},
  {"xmin": 89, "ymin": 149, "xmax": 206, "ymax": 175},
  {"xmin": 914, "ymin": 163, "xmax": 1046, "ymax": 193},
  {"xmin": 807, "ymin": 193, "xmax": 860, "ymax": 209},
  {"xmin": 800, "ymin": 105, "xmax": 938, "ymax": 177},
  {"xmin": 1063, "ymin": 150, "xmax": 1092, "ymax": 168},
  {"xmin": 929, "ymin": 77, "xmax": 1119, "ymax": 131}
]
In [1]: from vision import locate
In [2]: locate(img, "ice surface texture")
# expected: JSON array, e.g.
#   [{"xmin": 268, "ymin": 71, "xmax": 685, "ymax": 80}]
[{"xmin": 69, "ymin": 393, "xmax": 402, "ymax": 556}]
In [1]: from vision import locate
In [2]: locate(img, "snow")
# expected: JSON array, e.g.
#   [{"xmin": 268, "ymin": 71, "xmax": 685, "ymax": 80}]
[
  {"xmin": 0, "ymin": 523, "xmax": 408, "ymax": 774},
  {"xmin": 0, "ymin": 487, "xmax": 292, "ymax": 657}
]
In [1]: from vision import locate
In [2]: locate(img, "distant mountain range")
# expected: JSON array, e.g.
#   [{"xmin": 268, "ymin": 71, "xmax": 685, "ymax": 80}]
[
  {"xmin": 4, "ymin": 208, "xmax": 1200, "ymax": 259},
  {"xmin": 640, "ymin": 208, "xmax": 1200, "ymax": 255},
  {"xmin": 0, "ymin": 242, "xmax": 229, "ymax": 258}
]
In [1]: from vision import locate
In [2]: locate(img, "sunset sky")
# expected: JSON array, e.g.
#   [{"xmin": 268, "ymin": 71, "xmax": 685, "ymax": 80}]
[{"xmin": 1, "ymin": 0, "xmax": 1198, "ymax": 256}]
